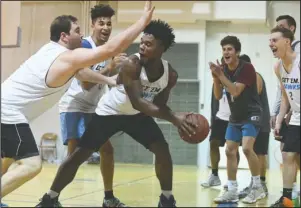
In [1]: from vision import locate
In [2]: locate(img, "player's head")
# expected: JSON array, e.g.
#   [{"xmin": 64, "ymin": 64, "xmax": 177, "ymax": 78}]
[
  {"xmin": 139, "ymin": 19, "xmax": 175, "ymax": 63},
  {"xmin": 240, "ymin": 54, "xmax": 251, "ymax": 63},
  {"xmin": 50, "ymin": 15, "xmax": 82, "ymax": 50},
  {"xmin": 91, "ymin": 4, "xmax": 115, "ymax": 43},
  {"xmin": 276, "ymin": 15, "xmax": 297, "ymax": 34},
  {"xmin": 269, "ymin": 26, "xmax": 294, "ymax": 59},
  {"xmin": 220, "ymin": 36, "xmax": 241, "ymax": 66}
]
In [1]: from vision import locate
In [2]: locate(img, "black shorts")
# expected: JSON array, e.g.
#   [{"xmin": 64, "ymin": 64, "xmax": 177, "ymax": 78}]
[
  {"xmin": 209, "ymin": 118, "xmax": 228, "ymax": 147},
  {"xmin": 276, "ymin": 120, "xmax": 288, "ymax": 143},
  {"xmin": 253, "ymin": 131, "xmax": 270, "ymax": 155},
  {"xmin": 1, "ymin": 123, "xmax": 40, "ymax": 160},
  {"xmin": 79, "ymin": 113, "xmax": 167, "ymax": 151},
  {"xmin": 282, "ymin": 125, "xmax": 300, "ymax": 153}
]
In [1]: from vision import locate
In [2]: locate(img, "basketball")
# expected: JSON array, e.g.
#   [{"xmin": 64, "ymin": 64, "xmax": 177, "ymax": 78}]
[{"xmin": 178, "ymin": 113, "xmax": 210, "ymax": 144}]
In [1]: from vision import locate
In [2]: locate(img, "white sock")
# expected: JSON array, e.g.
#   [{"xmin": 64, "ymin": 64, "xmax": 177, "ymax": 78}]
[
  {"xmin": 252, "ymin": 175, "xmax": 261, "ymax": 187},
  {"xmin": 227, "ymin": 180, "xmax": 238, "ymax": 192},
  {"xmin": 162, "ymin": 190, "xmax": 172, "ymax": 199},
  {"xmin": 47, "ymin": 190, "xmax": 59, "ymax": 199}
]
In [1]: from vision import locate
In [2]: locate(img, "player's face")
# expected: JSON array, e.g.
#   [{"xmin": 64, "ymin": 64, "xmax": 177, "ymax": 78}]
[
  {"xmin": 222, "ymin": 44, "xmax": 239, "ymax": 65},
  {"xmin": 92, "ymin": 17, "xmax": 112, "ymax": 43},
  {"xmin": 269, "ymin": 32, "xmax": 291, "ymax": 58},
  {"xmin": 64, "ymin": 22, "xmax": 83, "ymax": 50},
  {"xmin": 139, "ymin": 34, "xmax": 164, "ymax": 64},
  {"xmin": 277, "ymin": 19, "xmax": 295, "ymax": 34}
]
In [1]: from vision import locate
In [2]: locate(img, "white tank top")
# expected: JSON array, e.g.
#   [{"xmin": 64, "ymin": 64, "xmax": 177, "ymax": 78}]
[
  {"xmin": 1, "ymin": 41, "xmax": 70, "ymax": 124},
  {"xmin": 216, "ymin": 88, "xmax": 231, "ymax": 121},
  {"xmin": 96, "ymin": 53, "xmax": 169, "ymax": 115},
  {"xmin": 59, "ymin": 36, "xmax": 108, "ymax": 113},
  {"xmin": 280, "ymin": 55, "xmax": 300, "ymax": 126}
]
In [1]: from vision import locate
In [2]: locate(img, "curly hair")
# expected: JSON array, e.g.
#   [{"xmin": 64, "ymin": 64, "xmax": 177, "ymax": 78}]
[
  {"xmin": 91, "ymin": 4, "xmax": 115, "ymax": 22},
  {"xmin": 220, "ymin": 36, "xmax": 241, "ymax": 53}
]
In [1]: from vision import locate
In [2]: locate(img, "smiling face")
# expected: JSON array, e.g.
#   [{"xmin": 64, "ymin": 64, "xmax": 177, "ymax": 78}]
[
  {"xmin": 222, "ymin": 44, "xmax": 240, "ymax": 66},
  {"xmin": 91, "ymin": 17, "xmax": 112, "ymax": 44},
  {"xmin": 269, "ymin": 31, "xmax": 292, "ymax": 58}
]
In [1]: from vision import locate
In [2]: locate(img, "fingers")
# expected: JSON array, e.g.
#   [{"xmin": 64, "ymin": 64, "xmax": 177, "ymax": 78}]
[
  {"xmin": 216, "ymin": 59, "xmax": 221, "ymax": 66},
  {"xmin": 144, "ymin": 0, "xmax": 151, "ymax": 11},
  {"xmin": 180, "ymin": 122, "xmax": 195, "ymax": 138}
]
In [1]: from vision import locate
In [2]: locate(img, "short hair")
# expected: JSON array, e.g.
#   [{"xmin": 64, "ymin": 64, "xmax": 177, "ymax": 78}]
[
  {"xmin": 240, "ymin": 54, "xmax": 251, "ymax": 63},
  {"xmin": 143, "ymin": 19, "xmax": 176, "ymax": 51},
  {"xmin": 276, "ymin": 15, "xmax": 297, "ymax": 33},
  {"xmin": 91, "ymin": 4, "xmax": 115, "ymax": 23},
  {"xmin": 270, "ymin": 26, "xmax": 294, "ymax": 44},
  {"xmin": 50, "ymin": 15, "xmax": 78, "ymax": 42},
  {"xmin": 220, "ymin": 36, "xmax": 241, "ymax": 53}
]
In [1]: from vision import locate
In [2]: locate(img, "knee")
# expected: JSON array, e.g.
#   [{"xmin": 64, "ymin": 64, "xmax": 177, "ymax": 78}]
[
  {"xmin": 282, "ymin": 152, "xmax": 295, "ymax": 164},
  {"xmin": 210, "ymin": 140, "xmax": 220, "ymax": 151},
  {"xmin": 242, "ymin": 146, "xmax": 254, "ymax": 156},
  {"xmin": 149, "ymin": 141, "xmax": 170, "ymax": 156},
  {"xmin": 225, "ymin": 147, "xmax": 236, "ymax": 158},
  {"xmin": 20, "ymin": 156, "xmax": 42, "ymax": 176},
  {"xmin": 100, "ymin": 142, "xmax": 114, "ymax": 157}
]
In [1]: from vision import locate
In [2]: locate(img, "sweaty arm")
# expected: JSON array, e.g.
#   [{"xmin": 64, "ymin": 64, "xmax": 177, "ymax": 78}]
[
  {"xmin": 219, "ymin": 63, "xmax": 256, "ymax": 98},
  {"xmin": 274, "ymin": 64, "xmax": 290, "ymax": 126},
  {"xmin": 121, "ymin": 56, "xmax": 179, "ymax": 125}
]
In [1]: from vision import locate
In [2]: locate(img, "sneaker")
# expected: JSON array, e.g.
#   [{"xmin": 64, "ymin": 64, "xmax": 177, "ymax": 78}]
[
  {"xmin": 270, "ymin": 197, "xmax": 294, "ymax": 207},
  {"xmin": 214, "ymin": 190, "xmax": 239, "ymax": 204},
  {"xmin": 261, "ymin": 181, "xmax": 269, "ymax": 196},
  {"xmin": 242, "ymin": 185, "xmax": 266, "ymax": 204},
  {"xmin": 239, "ymin": 180, "xmax": 253, "ymax": 199},
  {"xmin": 201, "ymin": 174, "xmax": 221, "ymax": 188},
  {"xmin": 158, "ymin": 194, "xmax": 176, "ymax": 207},
  {"xmin": 102, "ymin": 197, "xmax": 127, "ymax": 207},
  {"xmin": 35, "ymin": 194, "xmax": 62, "ymax": 207},
  {"xmin": 1, "ymin": 203, "xmax": 9, "ymax": 207},
  {"xmin": 223, "ymin": 184, "xmax": 228, "ymax": 190}
]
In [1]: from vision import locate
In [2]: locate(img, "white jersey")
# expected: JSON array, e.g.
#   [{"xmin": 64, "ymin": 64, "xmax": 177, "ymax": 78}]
[
  {"xmin": 216, "ymin": 89, "xmax": 231, "ymax": 121},
  {"xmin": 59, "ymin": 36, "xmax": 108, "ymax": 113},
  {"xmin": 1, "ymin": 41, "xmax": 70, "ymax": 124},
  {"xmin": 280, "ymin": 55, "xmax": 300, "ymax": 126},
  {"xmin": 96, "ymin": 53, "xmax": 169, "ymax": 115}
]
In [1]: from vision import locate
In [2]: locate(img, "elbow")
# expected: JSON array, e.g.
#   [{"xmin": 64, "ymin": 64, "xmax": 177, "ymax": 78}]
[
  {"xmin": 215, "ymin": 94, "xmax": 222, "ymax": 100},
  {"xmin": 131, "ymin": 100, "xmax": 142, "ymax": 111}
]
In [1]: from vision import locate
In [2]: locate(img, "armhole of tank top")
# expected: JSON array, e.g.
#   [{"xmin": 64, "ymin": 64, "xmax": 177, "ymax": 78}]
[{"xmin": 44, "ymin": 50, "xmax": 71, "ymax": 89}]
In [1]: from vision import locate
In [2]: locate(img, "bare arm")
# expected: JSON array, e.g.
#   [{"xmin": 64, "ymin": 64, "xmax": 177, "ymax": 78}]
[
  {"xmin": 219, "ymin": 75, "xmax": 246, "ymax": 97},
  {"xmin": 213, "ymin": 78, "xmax": 223, "ymax": 100},
  {"xmin": 256, "ymin": 73, "xmax": 263, "ymax": 95}
]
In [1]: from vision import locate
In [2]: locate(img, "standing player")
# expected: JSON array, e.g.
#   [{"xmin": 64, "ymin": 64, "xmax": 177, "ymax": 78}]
[
  {"xmin": 270, "ymin": 15, "xmax": 300, "ymax": 199},
  {"xmin": 210, "ymin": 36, "xmax": 266, "ymax": 204},
  {"xmin": 1, "ymin": 1, "xmax": 155, "ymax": 205},
  {"xmin": 237, "ymin": 54, "xmax": 270, "ymax": 199},
  {"xmin": 269, "ymin": 27, "xmax": 300, "ymax": 207},
  {"xmin": 58, "ymin": 5, "xmax": 127, "ymax": 207},
  {"xmin": 201, "ymin": 57, "xmax": 240, "ymax": 188},
  {"xmin": 37, "ymin": 19, "xmax": 196, "ymax": 207}
]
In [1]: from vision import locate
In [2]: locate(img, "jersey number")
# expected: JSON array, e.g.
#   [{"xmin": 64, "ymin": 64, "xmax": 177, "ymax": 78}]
[{"xmin": 289, "ymin": 92, "xmax": 293, "ymax": 100}]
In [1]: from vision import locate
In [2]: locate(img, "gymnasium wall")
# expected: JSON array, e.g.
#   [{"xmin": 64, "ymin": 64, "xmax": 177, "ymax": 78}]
[{"xmin": 1, "ymin": 1, "xmax": 300, "ymax": 168}]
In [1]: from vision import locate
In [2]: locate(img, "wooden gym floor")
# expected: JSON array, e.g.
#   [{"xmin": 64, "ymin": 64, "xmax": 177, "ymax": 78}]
[{"xmin": 3, "ymin": 163, "xmax": 299, "ymax": 207}]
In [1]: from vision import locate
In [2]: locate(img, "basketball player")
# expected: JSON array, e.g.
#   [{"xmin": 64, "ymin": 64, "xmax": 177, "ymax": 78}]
[
  {"xmin": 201, "ymin": 57, "xmax": 240, "ymax": 188},
  {"xmin": 37, "ymin": 19, "xmax": 197, "ymax": 207},
  {"xmin": 270, "ymin": 15, "xmax": 300, "ymax": 198},
  {"xmin": 58, "ymin": 5, "xmax": 126, "ymax": 207},
  {"xmin": 210, "ymin": 36, "xmax": 266, "ymax": 204},
  {"xmin": 269, "ymin": 27, "xmax": 300, "ymax": 207},
  {"xmin": 1, "ymin": 1, "xmax": 155, "ymax": 204},
  {"xmin": 237, "ymin": 54, "xmax": 270, "ymax": 199}
]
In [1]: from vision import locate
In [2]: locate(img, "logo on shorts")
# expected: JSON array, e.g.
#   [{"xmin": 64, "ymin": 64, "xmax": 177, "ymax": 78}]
[{"xmin": 251, "ymin": 116, "xmax": 260, "ymax": 121}]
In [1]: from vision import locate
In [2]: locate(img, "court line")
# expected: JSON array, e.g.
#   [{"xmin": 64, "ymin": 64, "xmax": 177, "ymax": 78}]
[{"xmin": 60, "ymin": 174, "xmax": 156, "ymax": 202}]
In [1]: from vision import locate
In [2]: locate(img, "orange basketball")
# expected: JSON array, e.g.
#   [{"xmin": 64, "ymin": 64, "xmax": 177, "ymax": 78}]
[{"xmin": 178, "ymin": 113, "xmax": 210, "ymax": 144}]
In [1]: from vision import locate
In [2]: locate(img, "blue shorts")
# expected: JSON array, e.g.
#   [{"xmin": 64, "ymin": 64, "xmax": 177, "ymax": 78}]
[
  {"xmin": 225, "ymin": 123, "xmax": 260, "ymax": 143},
  {"xmin": 60, "ymin": 112, "xmax": 94, "ymax": 145}
]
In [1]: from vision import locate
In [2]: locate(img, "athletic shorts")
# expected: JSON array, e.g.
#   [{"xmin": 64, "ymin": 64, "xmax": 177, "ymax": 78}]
[
  {"xmin": 253, "ymin": 131, "xmax": 270, "ymax": 155},
  {"xmin": 275, "ymin": 120, "xmax": 289, "ymax": 143},
  {"xmin": 209, "ymin": 118, "xmax": 228, "ymax": 147},
  {"xmin": 225, "ymin": 123, "xmax": 260, "ymax": 143},
  {"xmin": 282, "ymin": 125, "xmax": 300, "ymax": 153},
  {"xmin": 79, "ymin": 113, "xmax": 167, "ymax": 151},
  {"xmin": 1, "ymin": 123, "xmax": 39, "ymax": 160},
  {"xmin": 60, "ymin": 112, "xmax": 93, "ymax": 145}
]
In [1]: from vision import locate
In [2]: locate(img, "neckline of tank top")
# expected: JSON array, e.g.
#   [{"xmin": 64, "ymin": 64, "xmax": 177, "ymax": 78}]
[{"xmin": 281, "ymin": 55, "xmax": 299, "ymax": 75}]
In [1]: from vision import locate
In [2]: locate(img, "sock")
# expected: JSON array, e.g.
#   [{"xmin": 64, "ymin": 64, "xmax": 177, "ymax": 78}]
[
  {"xmin": 47, "ymin": 190, "xmax": 59, "ymax": 199},
  {"xmin": 212, "ymin": 169, "xmax": 218, "ymax": 176},
  {"xmin": 260, "ymin": 176, "xmax": 266, "ymax": 182},
  {"xmin": 227, "ymin": 180, "xmax": 238, "ymax": 192},
  {"xmin": 283, "ymin": 188, "xmax": 293, "ymax": 200},
  {"xmin": 162, "ymin": 190, "xmax": 172, "ymax": 199},
  {"xmin": 252, "ymin": 175, "xmax": 261, "ymax": 187},
  {"xmin": 293, "ymin": 182, "xmax": 298, "ymax": 191},
  {"xmin": 104, "ymin": 190, "xmax": 114, "ymax": 199}
]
